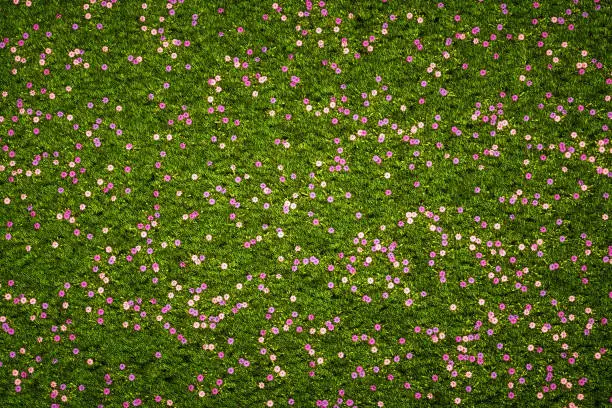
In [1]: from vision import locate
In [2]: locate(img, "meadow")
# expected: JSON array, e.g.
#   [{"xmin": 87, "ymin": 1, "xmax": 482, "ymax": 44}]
[{"xmin": 0, "ymin": 0, "xmax": 610, "ymax": 406}]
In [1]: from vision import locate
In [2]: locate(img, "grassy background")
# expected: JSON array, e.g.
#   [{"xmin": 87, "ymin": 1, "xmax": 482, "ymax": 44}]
[{"xmin": 0, "ymin": 0, "xmax": 610, "ymax": 406}]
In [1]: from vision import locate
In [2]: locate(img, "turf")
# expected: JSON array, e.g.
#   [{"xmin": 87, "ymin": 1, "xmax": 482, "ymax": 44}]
[{"xmin": 0, "ymin": 0, "xmax": 610, "ymax": 407}]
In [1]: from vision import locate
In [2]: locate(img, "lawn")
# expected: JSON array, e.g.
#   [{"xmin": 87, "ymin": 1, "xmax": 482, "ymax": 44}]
[{"xmin": 0, "ymin": 0, "xmax": 610, "ymax": 407}]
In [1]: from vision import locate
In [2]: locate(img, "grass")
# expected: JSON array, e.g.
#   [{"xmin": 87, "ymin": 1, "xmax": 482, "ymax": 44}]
[{"xmin": 0, "ymin": 0, "xmax": 610, "ymax": 407}]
